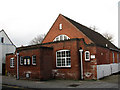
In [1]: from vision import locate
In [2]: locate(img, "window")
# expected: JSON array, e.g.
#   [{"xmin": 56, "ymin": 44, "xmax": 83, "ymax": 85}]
[
  {"xmin": 53, "ymin": 35, "xmax": 70, "ymax": 42},
  {"xmin": 85, "ymin": 51, "xmax": 90, "ymax": 61},
  {"xmin": 56, "ymin": 50, "xmax": 71, "ymax": 67},
  {"xmin": 112, "ymin": 52, "xmax": 115, "ymax": 63},
  {"xmin": 59, "ymin": 24, "xmax": 62, "ymax": 30},
  {"xmin": 117, "ymin": 54, "xmax": 119, "ymax": 63},
  {"xmin": 32, "ymin": 55, "xmax": 36, "ymax": 65},
  {"xmin": 1, "ymin": 37, "xmax": 4, "ymax": 43},
  {"xmin": 20, "ymin": 56, "xmax": 23, "ymax": 65},
  {"xmin": 23, "ymin": 56, "xmax": 31, "ymax": 66},
  {"xmin": 10, "ymin": 58, "xmax": 14, "ymax": 68}
]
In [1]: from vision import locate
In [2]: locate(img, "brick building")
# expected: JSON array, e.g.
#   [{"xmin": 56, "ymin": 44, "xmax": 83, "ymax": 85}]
[{"xmin": 6, "ymin": 14, "xmax": 120, "ymax": 80}]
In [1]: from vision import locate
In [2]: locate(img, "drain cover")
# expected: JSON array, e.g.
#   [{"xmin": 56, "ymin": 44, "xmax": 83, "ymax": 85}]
[{"xmin": 68, "ymin": 84, "xmax": 79, "ymax": 87}]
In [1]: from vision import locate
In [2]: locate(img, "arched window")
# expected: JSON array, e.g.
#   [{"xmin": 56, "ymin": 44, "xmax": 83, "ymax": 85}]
[
  {"xmin": 85, "ymin": 51, "xmax": 90, "ymax": 61},
  {"xmin": 56, "ymin": 50, "xmax": 71, "ymax": 67},
  {"xmin": 53, "ymin": 35, "xmax": 70, "ymax": 42}
]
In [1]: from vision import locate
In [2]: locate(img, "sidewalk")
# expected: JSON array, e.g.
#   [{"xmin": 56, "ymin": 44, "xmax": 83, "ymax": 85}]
[{"xmin": 2, "ymin": 75, "xmax": 119, "ymax": 88}]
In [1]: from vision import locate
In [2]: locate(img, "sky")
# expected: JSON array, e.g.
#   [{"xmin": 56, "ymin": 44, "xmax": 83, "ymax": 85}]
[{"xmin": 0, "ymin": 0, "xmax": 119, "ymax": 47}]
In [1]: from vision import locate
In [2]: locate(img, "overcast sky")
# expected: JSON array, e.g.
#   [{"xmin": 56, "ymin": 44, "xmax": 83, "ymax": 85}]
[{"xmin": 0, "ymin": 0, "xmax": 119, "ymax": 47}]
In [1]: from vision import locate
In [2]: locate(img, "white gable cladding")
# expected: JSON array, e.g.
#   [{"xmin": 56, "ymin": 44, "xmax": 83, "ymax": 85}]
[{"xmin": 0, "ymin": 30, "xmax": 16, "ymax": 74}]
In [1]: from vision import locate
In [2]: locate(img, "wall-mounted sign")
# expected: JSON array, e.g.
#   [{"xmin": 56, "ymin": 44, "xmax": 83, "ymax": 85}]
[{"xmin": 91, "ymin": 55, "xmax": 95, "ymax": 59}]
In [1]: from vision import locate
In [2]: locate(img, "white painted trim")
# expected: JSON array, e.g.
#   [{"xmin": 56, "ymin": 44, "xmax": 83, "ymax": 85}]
[
  {"xmin": 85, "ymin": 51, "xmax": 90, "ymax": 61},
  {"xmin": 20, "ymin": 56, "xmax": 23, "ymax": 65},
  {"xmin": 56, "ymin": 50, "xmax": 71, "ymax": 67},
  {"xmin": 53, "ymin": 35, "xmax": 70, "ymax": 42},
  {"xmin": 10, "ymin": 58, "xmax": 14, "ymax": 68},
  {"xmin": 32, "ymin": 55, "xmax": 36, "ymax": 65}
]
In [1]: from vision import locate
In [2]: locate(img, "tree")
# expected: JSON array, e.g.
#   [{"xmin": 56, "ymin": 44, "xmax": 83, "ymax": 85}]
[
  {"xmin": 29, "ymin": 34, "xmax": 46, "ymax": 45},
  {"xmin": 102, "ymin": 32, "xmax": 114, "ymax": 43},
  {"xmin": 89, "ymin": 25, "xmax": 114, "ymax": 43},
  {"xmin": 89, "ymin": 25, "xmax": 98, "ymax": 31}
]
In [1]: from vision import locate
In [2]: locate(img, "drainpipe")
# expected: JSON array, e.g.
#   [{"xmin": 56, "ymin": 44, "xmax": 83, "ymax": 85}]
[
  {"xmin": 79, "ymin": 49, "xmax": 83, "ymax": 80},
  {"xmin": 16, "ymin": 52, "xmax": 19, "ymax": 80}
]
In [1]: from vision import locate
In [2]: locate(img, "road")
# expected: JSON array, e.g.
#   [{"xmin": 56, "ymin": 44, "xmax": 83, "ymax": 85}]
[{"xmin": 1, "ymin": 73, "xmax": 120, "ymax": 89}]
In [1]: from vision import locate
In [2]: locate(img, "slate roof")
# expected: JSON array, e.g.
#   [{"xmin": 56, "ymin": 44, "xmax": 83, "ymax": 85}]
[{"xmin": 62, "ymin": 15, "xmax": 118, "ymax": 49}]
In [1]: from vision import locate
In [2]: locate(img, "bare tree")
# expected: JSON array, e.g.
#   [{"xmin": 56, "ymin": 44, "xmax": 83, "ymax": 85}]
[
  {"xmin": 89, "ymin": 25, "xmax": 98, "ymax": 31},
  {"xmin": 89, "ymin": 25, "xmax": 114, "ymax": 43},
  {"xmin": 102, "ymin": 32, "xmax": 114, "ymax": 43},
  {"xmin": 29, "ymin": 34, "xmax": 46, "ymax": 45}
]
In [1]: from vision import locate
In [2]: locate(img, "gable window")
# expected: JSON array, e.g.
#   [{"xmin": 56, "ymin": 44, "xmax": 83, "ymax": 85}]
[
  {"xmin": 112, "ymin": 52, "xmax": 115, "ymax": 63},
  {"xmin": 1, "ymin": 37, "xmax": 4, "ymax": 43},
  {"xmin": 20, "ymin": 56, "xmax": 23, "ymax": 65},
  {"xmin": 53, "ymin": 35, "xmax": 70, "ymax": 42},
  {"xmin": 56, "ymin": 50, "xmax": 71, "ymax": 67},
  {"xmin": 59, "ymin": 24, "xmax": 62, "ymax": 30},
  {"xmin": 32, "ymin": 55, "xmax": 36, "ymax": 65},
  {"xmin": 10, "ymin": 58, "xmax": 14, "ymax": 68},
  {"xmin": 85, "ymin": 51, "xmax": 90, "ymax": 61}
]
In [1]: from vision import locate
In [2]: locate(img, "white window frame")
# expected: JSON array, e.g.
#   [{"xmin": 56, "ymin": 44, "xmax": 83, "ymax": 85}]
[
  {"xmin": 53, "ymin": 35, "xmax": 70, "ymax": 42},
  {"xmin": 10, "ymin": 58, "xmax": 14, "ymax": 68},
  {"xmin": 117, "ymin": 53, "xmax": 119, "ymax": 63},
  {"xmin": 85, "ymin": 51, "xmax": 90, "ymax": 61},
  {"xmin": 32, "ymin": 55, "xmax": 36, "ymax": 65},
  {"xmin": 20, "ymin": 56, "xmax": 23, "ymax": 65},
  {"xmin": 56, "ymin": 50, "xmax": 71, "ymax": 67},
  {"xmin": 112, "ymin": 52, "xmax": 115, "ymax": 63}
]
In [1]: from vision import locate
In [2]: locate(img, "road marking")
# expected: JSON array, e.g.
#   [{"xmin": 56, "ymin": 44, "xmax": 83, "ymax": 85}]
[{"xmin": 2, "ymin": 84, "xmax": 23, "ymax": 89}]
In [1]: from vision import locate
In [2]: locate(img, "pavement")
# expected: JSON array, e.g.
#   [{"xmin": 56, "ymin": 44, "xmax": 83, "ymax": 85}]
[{"xmin": 1, "ymin": 73, "xmax": 120, "ymax": 89}]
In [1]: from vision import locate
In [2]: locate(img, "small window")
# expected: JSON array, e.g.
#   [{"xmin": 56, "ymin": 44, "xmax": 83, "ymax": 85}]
[
  {"xmin": 56, "ymin": 50, "xmax": 71, "ymax": 67},
  {"xmin": 24, "ymin": 59, "xmax": 27, "ymax": 65},
  {"xmin": 10, "ymin": 58, "xmax": 14, "ymax": 68},
  {"xmin": 23, "ymin": 56, "xmax": 31, "ymax": 66},
  {"xmin": 59, "ymin": 24, "xmax": 62, "ymax": 30},
  {"xmin": 112, "ymin": 52, "xmax": 115, "ymax": 63},
  {"xmin": 20, "ymin": 56, "xmax": 23, "ymax": 65},
  {"xmin": 32, "ymin": 55, "xmax": 36, "ymax": 65},
  {"xmin": 1, "ymin": 37, "xmax": 4, "ymax": 43},
  {"xmin": 85, "ymin": 51, "xmax": 90, "ymax": 61},
  {"xmin": 27, "ymin": 59, "xmax": 30, "ymax": 65}
]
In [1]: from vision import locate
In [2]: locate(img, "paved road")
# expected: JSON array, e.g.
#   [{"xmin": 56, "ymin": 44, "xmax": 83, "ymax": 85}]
[{"xmin": 1, "ymin": 73, "xmax": 119, "ymax": 89}]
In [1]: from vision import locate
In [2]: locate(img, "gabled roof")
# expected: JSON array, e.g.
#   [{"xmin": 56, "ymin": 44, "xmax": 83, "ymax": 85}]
[
  {"xmin": 62, "ymin": 15, "xmax": 118, "ymax": 49},
  {"xmin": 0, "ymin": 29, "xmax": 16, "ymax": 47}
]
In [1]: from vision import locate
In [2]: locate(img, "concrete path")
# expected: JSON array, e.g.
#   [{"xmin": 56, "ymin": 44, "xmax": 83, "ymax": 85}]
[{"xmin": 1, "ymin": 74, "xmax": 119, "ymax": 89}]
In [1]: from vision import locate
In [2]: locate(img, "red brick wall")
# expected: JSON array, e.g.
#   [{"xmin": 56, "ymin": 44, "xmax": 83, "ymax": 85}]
[
  {"xmin": 42, "ymin": 14, "xmax": 93, "ymax": 45},
  {"xmin": 42, "ymin": 39, "xmax": 98, "ymax": 80},
  {"xmin": 18, "ymin": 49, "xmax": 41, "ymax": 80},
  {"xmin": 6, "ymin": 47, "xmax": 53, "ymax": 80},
  {"xmin": 96, "ymin": 47, "xmax": 110, "ymax": 65},
  {"xmin": 18, "ymin": 47, "xmax": 53, "ymax": 80},
  {"xmin": 6, "ymin": 54, "xmax": 17, "ymax": 77},
  {"xmin": 42, "ymin": 40, "xmax": 81, "ymax": 80}
]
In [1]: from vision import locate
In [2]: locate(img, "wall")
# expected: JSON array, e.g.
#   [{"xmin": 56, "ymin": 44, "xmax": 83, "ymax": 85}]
[
  {"xmin": 42, "ymin": 14, "xmax": 93, "ymax": 45},
  {"xmin": 18, "ymin": 47, "xmax": 53, "ymax": 80},
  {"xmin": 0, "ymin": 30, "xmax": 16, "ymax": 74},
  {"xmin": 42, "ymin": 39, "xmax": 98, "ymax": 80},
  {"xmin": 97, "ymin": 63, "xmax": 119, "ymax": 79},
  {"xmin": 6, "ymin": 54, "xmax": 17, "ymax": 77}
]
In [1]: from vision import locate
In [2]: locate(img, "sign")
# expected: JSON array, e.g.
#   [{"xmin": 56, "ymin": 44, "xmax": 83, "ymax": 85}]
[{"xmin": 91, "ymin": 55, "xmax": 95, "ymax": 59}]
